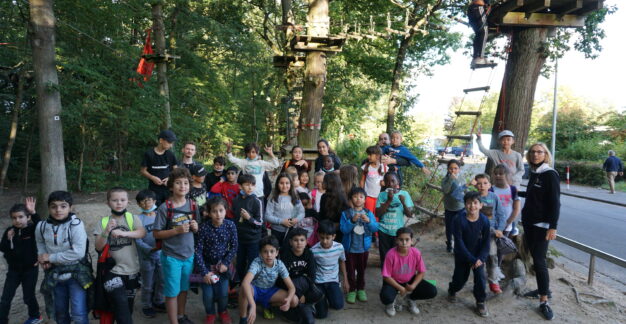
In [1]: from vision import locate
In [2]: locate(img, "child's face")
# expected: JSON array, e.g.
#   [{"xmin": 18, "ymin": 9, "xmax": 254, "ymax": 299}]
[
  {"xmin": 226, "ymin": 170, "xmax": 238, "ymax": 183},
  {"xmin": 171, "ymin": 177, "xmax": 190, "ymax": 197},
  {"xmin": 278, "ymin": 176, "xmax": 291, "ymax": 194},
  {"xmin": 246, "ymin": 148, "xmax": 258, "ymax": 160},
  {"xmin": 465, "ymin": 198, "xmax": 483, "ymax": 215},
  {"xmin": 318, "ymin": 233, "xmax": 335, "ymax": 249},
  {"xmin": 475, "ymin": 177, "xmax": 491, "ymax": 194},
  {"xmin": 108, "ymin": 191, "xmax": 129, "ymax": 213},
  {"xmin": 390, "ymin": 133, "xmax": 402, "ymax": 146},
  {"xmin": 396, "ymin": 233, "xmax": 412, "ymax": 250},
  {"xmin": 351, "ymin": 193, "xmax": 365, "ymax": 208},
  {"xmin": 317, "ymin": 142, "xmax": 329, "ymax": 156},
  {"xmin": 385, "ymin": 175, "xmax": 399, "ymax": 189},
  {"xmin": 48, "ymin": 200, "xmax": 71, "ymax": 221},
  {"xmin": 367, "ymin": 153, "xmax": 380, "ymax": 163},
  {"xmin": 260, "ymin": 244, "xmax": 278, "ymax": 266},
  {"xmin": 210, "ymin": 203, "xmax": 226, "ymax": 226},
  {"xmin": 299, "ymin": 172, "xmax": 309, "ymax": 186},
  {"xmin": 314, "ymin": 175, "xmax": 324, "ymax": 190},
  {"xmin": 323, "ymin": 157, "xmax": 333, "ymax": 170},
  {"xmin": 159, "ymin": 139, "xmax": 174, "ymax": 151},
  {"xmin": 292, "ymin": 147, "xmax": 303, "ymax": 160},
  {"xmin": 447, "ymin": 163, "xmax": 460, "ymax": 176},
  {"xmin": 138, "ymin": 198, "xmax": 156, "ymax": 211},
  {"xmin": 182, "ymin": 144, "xmax": 196, "ymax": 158},
  {"xmin": 10, "ymin": 212, "xmax": 30, "ymax": 229},
  {"xmin": 290, "ymin": 235, "xmax": 307, "ymax": 254},
  {"xmin": 493, "ymin": 170, "xmax": 508, "ymax": 186},
  {"xmin": 499, "ymin": 136, "xmax": 514, "ymax": 149},
  {"xmin": 214, "ymin": 163, "xmax": 224, "ymax": 172},
  {"xmin": 241, "ymin": 182, "xmax": 255, "ymax": 195},
  {"xmin": 192, "ymin": 175, "xmax": 205, "ymax": 185}
]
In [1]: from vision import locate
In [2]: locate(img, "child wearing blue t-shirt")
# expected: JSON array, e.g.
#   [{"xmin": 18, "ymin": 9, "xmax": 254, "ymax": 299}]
[
  {"xmin": 238, "ymin": 236, "xmax": 297, "ymax": 324},
  {"xmin": 376, "ymin": 172, "xmax": 413, "ymax": 265}
]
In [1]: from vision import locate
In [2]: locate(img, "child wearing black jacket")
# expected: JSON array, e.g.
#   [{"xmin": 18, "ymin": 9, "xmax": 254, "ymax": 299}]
[
  {"xmin": 232, "ymin": 174, "xmax": 264, "ymax": 283},
  {"xmin": 0, "ymin": 198, "xmax": 42, "ymax": 324}
]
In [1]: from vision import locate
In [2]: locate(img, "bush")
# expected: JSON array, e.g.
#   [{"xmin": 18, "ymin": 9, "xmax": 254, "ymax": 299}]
[
  {"xmin": 335, "ymin": 138, "xmax": 369, "ymax": 165},
  {"xmin": 554, "ymin": 161, "xmax": 606, "ymax": 186},
  {"xmin": 557, "ymin": 138, "xmax": 608, "ymax": 161}
]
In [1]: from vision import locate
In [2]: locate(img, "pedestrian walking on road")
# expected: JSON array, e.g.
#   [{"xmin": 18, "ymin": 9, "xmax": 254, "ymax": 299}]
[{"xmin": 602, "ymin": 150, "xmax": 624, "ymax": 194}]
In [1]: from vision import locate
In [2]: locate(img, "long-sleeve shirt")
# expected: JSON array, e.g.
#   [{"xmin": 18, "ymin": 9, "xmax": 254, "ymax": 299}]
[
  {"xmin": 135, "ymin": 213, "xmax": 160, "ymax": 260},
  {"xmin": 522, "ymin": 163, "xmax": 560, "ymax": 230},
  {"xmin": 452, "ymin": 211, "xmax": 490, "ymax": 264},
  {"xmin": 382, "ymin": 145, "xmax": 425, "ymax": 168},
  {"xmin": 441, "ymin": 174, "xmax": 467, "ymax": 212},
  {"xmin": 227, "ymin": 153, "xmax": 279, "ymax": 197},
  {"xmin": 232, "ymin": 192, "xmax": 264, "ymax": 244},
  {"xmin": 479, "ymin": 191, "xmax": 507, "ymax": 231},
  {"xmin": 0, "ymin": 213, "xmax": 41, "ymax": 271},
  {"xmin": 210, "ymin": 181, "xmax": 240, "ymax": 219},
  {"xmin": 280, "ymin": 247, "xmax": 316, "ymax": 279},
  {"xmin": 603, "ymin": 156, "xmax": 624, "ymax": 172},
  {"xmin": 265, "ymin": 195, "xmax": 305, "ymax": 233},
  {"xmin": 195, "ymin": 219, "xmax": 238, "ymax": 276},
  {"xmin": 476, "ymin": 139, "xmax": 524, "ymax": 187},
  {"xmin": 35, "ymin": 214, "xmax": 87, "ymax": 265}
]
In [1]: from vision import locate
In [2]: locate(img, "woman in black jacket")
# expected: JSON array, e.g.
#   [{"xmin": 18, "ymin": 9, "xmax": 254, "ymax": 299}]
[{"xmin": 521, "ymin": 143, "xmax": 560, "ymax": 321}]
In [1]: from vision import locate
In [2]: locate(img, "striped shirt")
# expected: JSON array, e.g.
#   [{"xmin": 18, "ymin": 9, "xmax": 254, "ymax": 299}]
[{"xmin": 311, "ymin": 241, "xmax": 346, "ymax": 283}]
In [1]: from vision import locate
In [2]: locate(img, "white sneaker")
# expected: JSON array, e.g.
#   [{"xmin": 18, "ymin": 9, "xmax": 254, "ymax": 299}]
[
  {"xmin": 385, "ymin": 302, "xmax": 396, "ymax": 317},
  {"xmin": 408, "ymin": 300, "xmax": 420, "ymax": 315}
]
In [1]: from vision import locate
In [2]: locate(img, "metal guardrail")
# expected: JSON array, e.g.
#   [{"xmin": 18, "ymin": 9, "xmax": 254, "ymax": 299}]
[{"xmin": 555, "ymin": 235, "xmax": 626, "ymax": 285}]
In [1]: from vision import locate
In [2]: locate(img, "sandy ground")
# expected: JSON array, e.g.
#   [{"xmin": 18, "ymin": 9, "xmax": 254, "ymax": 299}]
[{"xmin": 0, "ymin": 190, "xmax": 624, "ymax": 324}]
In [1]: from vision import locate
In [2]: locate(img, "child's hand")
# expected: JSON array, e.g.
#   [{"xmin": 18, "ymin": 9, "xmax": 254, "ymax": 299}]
[
  {"xmin": 494, "ymin": 230, "xmax": 503, "ymax": 238},
  {"xmin": 7, "ymin": 229, "xmax": 14, "ymax": 241},
  {"xmin": 177, "ymin": 223, "xmax": 190, "ymax": 234},
  {"xmin": 470, "ymin": 178, "xmax": 477, "ymax": 186},
  {"xmin": 398, "ymin": 194, "xmax": 406, "ymax": 205},
  {"xmin": 110, "ymin": 229, "xmax": 126, "ymax": 238},
  {"xmin": 351, "ymin": 214, "xmax": 360, "ymax": 223},
  {"xmin": 406, "ymin": 282, "xmax": 417, "ymax": 292},
  {"xmin": 218, "ymin": 263, "xmax": 228, "ymax": 273},
  {"xmin": 342, "ymin": 281, "xmax": 350, "ymax": 294},
  {"xmin": 105, "ymin": 218, "xmax": 117, "ymax": 234},
  {"xmin": 25, "ymin": 197, "xmax": 36, "ymax": 215},
  {"xmin": 398, "ymin": 286, "xmax": 407, "ymax": 296},
  {"xmin": 241, "ymin": 209, "xmax": 251, "ymax": 220},
  {"xmin": 203, "ymin": 273, "xmax": 213, "ymax": 284},
  {"xmin": 361, "ymin": 214, "xmax": 370, "ymax": 223},
  {"xmin": 279, "ymin": 299, "xmax": 290, "ymax": 311},
  {"xmin": 247, "ymin": 304, "xmax": 256, "ymax": 324},
  {"xmin": 225, "ymin": 141, "xmax": 232, "ymax": 153},
  {"xmin": 422, "ymin": 167, "xmax": 431, "ymax": 176},
  {"xmin": 38, "ymin": 254, "xmax": 50, "ymax": 264},
  {"xmin": 295, "ymin": 160, "xmax": 307, "ymax": 167},
  {"xmin": 387, "ymin": 189, "xmax": 395, "ymax": 201},
  {"xmin": 264, "ymin": 145, "xmax": 274, "ymax": 156},
  {"xmin": 219, "ymin": 178, "xmax": 225, "ymax": 183},
  {"xmin": 190, "ymin": 220, "xmax": 198, "ymax": 232},
  {"xmin": 473, "ymin": 260, "xmax": 483, "ymax": 269},
  {"xmin": 476, "ymin": 127, "xmax": 482, "ymax": 138}
]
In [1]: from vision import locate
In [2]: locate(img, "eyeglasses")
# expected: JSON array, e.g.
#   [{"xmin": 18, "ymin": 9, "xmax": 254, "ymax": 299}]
[{"xmin": 529, "ymin": 150, "xmax": 545, "ymax": 155}]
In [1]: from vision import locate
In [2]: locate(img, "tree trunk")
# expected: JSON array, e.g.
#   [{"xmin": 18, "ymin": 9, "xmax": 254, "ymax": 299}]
[
  {"xmin": 386, "ymin": 36, "xmax": 411, "ymax": 134},
  {"xmin": 152, "ymin": 2, "xmax": 172, "ymax": 129},
  {"xmin": 77, "ymin": 125, "xmax": 85, "ymax": 192},
  {"xmin": 298, "ymin": 0, "xmax": 329, "ymax": 150},
  {"xmin": 0, "ymin": 71, "xmax": 25, "ymax": 192},
  {"xmin": 23, "ymin": 129, "xmax": 33, "ymax": 193},
  {"xmin": 487, "ymin": 28, "xmax": 548, "ymax": 173},
  {"xmin": 29, "ymin": 0, "xmax": 67, "ymax": 207}
]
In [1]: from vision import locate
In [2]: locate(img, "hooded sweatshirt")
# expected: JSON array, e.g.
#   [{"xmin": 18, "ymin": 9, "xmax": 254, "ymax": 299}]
[
  {"xmin": 227, "ymin": 153, "xmax": 279, "ymax": 197},
  {"xmin": 0, "ymin": 214, "xmax": 41, "ymax": 271},
  {"xmin": 231, "ymin": 192, "xmax": 264, "ymax": 244},
  {"xmin": 522, "ymin": 163, "xmax": 560, "ymax": 229},
  {"xmin": 35, "ymin": 213, "xmax": 87, "ymax": 265}
]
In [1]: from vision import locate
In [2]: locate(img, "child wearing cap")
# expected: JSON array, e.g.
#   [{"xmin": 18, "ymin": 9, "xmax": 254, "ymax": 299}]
[
  {"xmin": 189, "ymin": 164, "xmax": 209, "ymax": 207},
  {"xmin": 140, "ymin": 130, "xmax": 179, "ymax": 206},
  {"xmin": 475, "ymin": 129, "xmax": 524, "ymax": 187}
]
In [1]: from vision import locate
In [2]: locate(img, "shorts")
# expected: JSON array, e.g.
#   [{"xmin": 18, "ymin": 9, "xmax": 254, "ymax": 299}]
[
  {"xmin": 252, "ymin": 285, "xmax": 279, "ymax": 308},
  {"xmin": 160, "ymin": 254, "xmax": 194, "ymax": 297}
]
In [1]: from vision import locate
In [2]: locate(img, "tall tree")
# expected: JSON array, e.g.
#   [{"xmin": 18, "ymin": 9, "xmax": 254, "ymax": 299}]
[{"xmin": 152, "ymin": 1, "xmax": 172, "ymax": 129}]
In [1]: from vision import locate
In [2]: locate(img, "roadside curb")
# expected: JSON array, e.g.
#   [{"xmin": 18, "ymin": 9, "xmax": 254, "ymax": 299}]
[{"xmin": 521, "ymin": 184, "xmax": 626, "ymax": 208}]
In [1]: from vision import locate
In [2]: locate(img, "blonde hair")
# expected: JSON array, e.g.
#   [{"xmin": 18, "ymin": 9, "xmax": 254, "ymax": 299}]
[{"xmin": 526, "ymin": 143, "xmax": 553, "ymax": 166}]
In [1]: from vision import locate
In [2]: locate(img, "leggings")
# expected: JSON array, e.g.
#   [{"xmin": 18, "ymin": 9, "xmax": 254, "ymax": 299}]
[{"xmin": 523, "ymin": 225, "xmax": 551, "ymax": 296}]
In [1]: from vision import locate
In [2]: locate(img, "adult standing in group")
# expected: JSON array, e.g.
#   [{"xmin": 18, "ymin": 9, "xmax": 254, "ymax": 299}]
[
  {"xmin": 521, "ymin": 143, "xmax": 560, "ymax": 320},
  {"xmin": 602, "ymin": 150, "xmax": 623, "ymax": 194},
  {"xmin": 140, "ymin": 130, "xmax": 178, "ymax": 206},
  {"xmin": 314, "ymin": 139, "xmax": 342, "ymax": 172},
  {"xmin": 377, "ymin": 133, "xmax": 390, "ymax": 147},
  {"xmin": 178, "ymin": 141, "xmax": 202, "ymax": 170},
  {"xmin": 476, "ymin": 129, "xmax": 525, "ymax": 187}
]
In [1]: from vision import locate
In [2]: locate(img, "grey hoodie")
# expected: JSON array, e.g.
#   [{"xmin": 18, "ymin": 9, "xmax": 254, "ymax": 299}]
[{"xmin": 35, "ymin": 214, "xmax": 87, "ymax": 265}]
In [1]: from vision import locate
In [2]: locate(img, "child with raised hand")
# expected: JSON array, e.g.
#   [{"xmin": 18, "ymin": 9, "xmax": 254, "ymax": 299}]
[
  {"xmin": 210, "ymin": 166, "xmax": 240, "ymax": 220},
  {"xmin": 238, "ymin": 236, "xmax": 298, "ymax": 324},
  {"xmin": 196, "ymin": 197, "xmax": 238, "ymax": 324},
  {"xmin": 134, "ymin": 189, "xmax": 166, "ymax": 317},
  {"xmin": 297, "ymin": 169, "xmax": 311, "ymax": 196},
  {"xmin": 282, "ymin": 145, "xmax": 310, "ymax": 173},
  {"xmin": 153, "ymin": 168, "xmax": 200, "ymax": 324},
  {"xmin": 360, "ymin": 146, "xmax": 388, "ymax": 216},
  {"xmin": 380, "ymin": 227, "xmax": 437, "ymax": 317},
  {"xmin": 0, "ymin": 197, "xmax": 42, "ymax": 324},
  {"xmin": 314, "ymin": 139, "xmax": 341, "ymax": 172},
  {"xmin": 311, "ymin": 171, "xmax": 325, "ymax": 212},
  {"xmin": 265, "ymin": 173, "xmax": 305, "ymax": 245},
  {"xmin": 311, "ymin": 220, "xmax": 349, "ymax": 319},
  {"xmin": 447, "ymin": 191, "xmax": 491, "ymax": 317},
  {"xmin": 491, "ymin": 164, "xmax": 521, "ymax": 237},
  {"xmin": 441, "ymin": 159, "xmax": 475, "ymax": 253},
  {"xmin": 226, "ymin": 141, "xmax": 279, "ymax": 200},
  {"xmin": 318, "ymin": 173, "xmax": 349, "ymax": 243},
  {"xmin": 36, "ymin": 191, "xmax": 92, "ymax": 324},
  {"xmin": 475, "ymin": 129, "xmax": 525, "ymax": 187},
  {"xmin": 474, "ymin": 174, "xmax": 507, "ymax": 294},
  {"xmin": 376, "ymin": 172, "xmax": 414, "ymax": 264},
  {"xmin": 232, "ymin": 174, "xmax": 264, "ymax": 284},
  {"xmin": 94, "ymin": 187, "xmax": 147, "ymax": 323},
  {"xmin": 340, "ymin": 187, "xmax": 378, "ymax": 304}
]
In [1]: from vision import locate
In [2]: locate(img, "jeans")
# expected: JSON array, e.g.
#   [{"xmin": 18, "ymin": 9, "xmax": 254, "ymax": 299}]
[
  {"xmin": 314, "ymin": 282, "xmax": 343, "ymax": 319},
  {"xmin": 0, "ymin": 267, "xmax": 39, "ymax": 323},
  {"xmin": 201, "ymin": 275, "xmax": 229, "ymax": 315},
  {"xmin": 378, "ymin": 232, "xmax": 395, "ymax": 268},
  {"xmin": 140, "ymin": 256, "xmax": 164, "ymax": 308},
  {"xmin": 448, "ymin": 258, "xmax": 487, "ymax": 303},
  {"xmin": 444, "ymin": 209, "xmax": 462, "ymax": 249},
  {"xmin": 236, "ymin": 243, "xmax": 260, "ymax": 282},
  {"xmin": 487, "ymin": 236, "xmax": 504, "ymax": 284},
  {"xmin": 53, "ymin": 278, "xmax": 89, "ymax": 324},
  {"xmin": 468, "ymin": 4, "xmax": 488, "ymax": 58},
  {"xmin": 379, "ymin": 278, "xmax": 437, "ymax": 305},
  {"xmin": 345, "ymin": 252, "xmax": 368, "ymax": 291},
  {"xmin": 524, "ymin": 225, "xmax": 551, "ymax": 296}
]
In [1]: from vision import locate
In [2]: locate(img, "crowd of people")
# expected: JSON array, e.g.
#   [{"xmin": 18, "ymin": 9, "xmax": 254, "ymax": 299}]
[{"xmin": 1, "ymin": 129, "xmax": 561, "ymax": 324}]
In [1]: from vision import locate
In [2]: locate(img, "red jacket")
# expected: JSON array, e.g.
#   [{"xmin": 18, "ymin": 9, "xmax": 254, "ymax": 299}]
[{"xmin": 210, "ymin": 181, "xmax": 240, "ymax": 219}]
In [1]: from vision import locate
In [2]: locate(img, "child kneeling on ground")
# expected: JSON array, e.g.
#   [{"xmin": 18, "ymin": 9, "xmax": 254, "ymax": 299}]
[
  {"xmin": 380, "ymin": 227, "xmax": 437, "ymax": 317},
  {"xmin": 238, "ymin": 236, "xmax": 298, "ymax": 324}
]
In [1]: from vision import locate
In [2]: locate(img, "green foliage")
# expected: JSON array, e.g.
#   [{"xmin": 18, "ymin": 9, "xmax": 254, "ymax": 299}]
[
  {"xmin": 554, "ymin": 161, "xmax": 605, "ymax": 186},
  {"xmin": 335, "ymin": 138, "xmax": 369, "ymax": 166}
]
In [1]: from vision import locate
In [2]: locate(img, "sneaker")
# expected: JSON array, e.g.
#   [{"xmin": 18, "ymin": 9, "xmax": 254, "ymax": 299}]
[
  {"xmin": 523, "ymin": 289, "xmax": 552, "ymax": 299},
  {"xmin": 142, "ymin": 307, "xmax": 157, "ymax": 318},
  {"xmin": 447, "ymin": 292, "xmax": 457, "ymax": 303},
  {"xmin": 357, "ymin": 290, "xmax": 368, "ymax": 302},
  {"xmin": 23, "ymin": 316, "xmax": 44, "ymax": 324},
  {"xmin": 385, "ymin": 302, "xmax": 396, "ymax": 317},
  {"xmin": 219, "ymin": 310, "xmax": 232, "ymax": 324},
  {"xmin": 262, "ymin": 308, "xmax": 274, "ymax": 320},
  {"xmin": 205, "ymin": 314, "xmax": 216, "ymax": 324},
  {"xmin": 346, "ymin": 291, "xmax": 356, "ymax": 304},
  {"xmin": 540, "ymin": 302, "xmax": 554, "ymax": 320},
  {"xmin": 178, "ymin": 315, "xmax": 196, "ymax": 324},
  {"xmin": 489, "ymin": 283, "xmax": 502, "ymax": 294},
  {"xmin": 408, "ymin": 300, "xmax": 420, "ymax": 315},
  {"xmin": 476, "ymin": 302, "xmax": 489, "ymax": 317},
  {"xmin": 153, "ymin": 302, "xmax": 167, "ymax": 312}
]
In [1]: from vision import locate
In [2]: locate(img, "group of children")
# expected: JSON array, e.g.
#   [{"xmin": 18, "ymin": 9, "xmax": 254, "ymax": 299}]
[{"xmin": 1, "ymin": 129, "xmax": 529, "ymax": 324}]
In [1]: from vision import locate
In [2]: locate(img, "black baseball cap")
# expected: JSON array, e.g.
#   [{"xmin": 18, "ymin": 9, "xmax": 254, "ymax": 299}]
[
  {"xmin": 158, "ymin": 129, "xmax": 177, "ymax": 143},
  {"xmin": 190, "ymin": 164, "xmax": 208, "ymax": 177}
]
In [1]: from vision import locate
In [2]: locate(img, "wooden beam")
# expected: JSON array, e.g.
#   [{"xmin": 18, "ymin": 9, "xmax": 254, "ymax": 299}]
[
  {"xmin": 524, "ymin": 0, "xmax": 550, "ymax": 15},
  {"xmin": 576, "ymin": 0, "xmax": 604, "ymax": 16},
  {"xmin": 501, "ymin": 12, "xmax": 584, "ymax": 27},
  {"xmin": 491, "ymin": 0, "xmax": 525, "ymax": 23},
  {"xmin": 557, "ymin": 0, "xmax": 582, "ymax": 18}
]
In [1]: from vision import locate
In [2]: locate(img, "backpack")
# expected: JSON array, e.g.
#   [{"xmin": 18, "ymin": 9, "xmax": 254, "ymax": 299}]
[
  {"xmin": 155, "ymin": 199, "xmax": 198, "ymax": 250},
  {"xmin": 39, "ymin": 215, "xmax": 91, "ymax": 268},
  {"xmin": 100, "ymin": 212, "xmax": 135, "ymax": 232}
]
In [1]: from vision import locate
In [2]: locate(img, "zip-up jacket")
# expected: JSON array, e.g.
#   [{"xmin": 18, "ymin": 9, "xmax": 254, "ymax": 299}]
[
  {"xmin": 35, "ymin": 213, "xmax": 87, "ymax": 265},
  {"xmin": 0, "ymin": 213, "xmax": 41, "ymax": 271},
  {"xmin": 522, "ymin": 163, "xmax": 561, "ymax": 230},
  {"xmin": 231, "ymin": 192, "xmax": 263, "ymax": 244}
]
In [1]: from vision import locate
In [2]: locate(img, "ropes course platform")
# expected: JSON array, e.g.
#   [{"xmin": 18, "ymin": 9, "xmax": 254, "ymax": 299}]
[{"xmin": 489, "ymin": 0, "xmax": 604, "ymax": 28}]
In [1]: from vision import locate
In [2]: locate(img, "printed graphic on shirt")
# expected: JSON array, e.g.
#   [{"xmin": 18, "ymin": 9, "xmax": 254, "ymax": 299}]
[
  {"xmin": 170, "ymin": 213, "xmax": 192, "ymax": 229},
  {"xmin": 109, "ymin": 225, "xmax": 132, "ymax": 251},
  {"xmin": 245, "ymin": 164, "xmax": 263, "ymax": 175}
]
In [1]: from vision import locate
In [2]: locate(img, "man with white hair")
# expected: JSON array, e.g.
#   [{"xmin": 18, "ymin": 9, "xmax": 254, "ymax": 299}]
[{"xmin": 603, "ymin": 150, "xmax": 623, "ymax": 194}]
